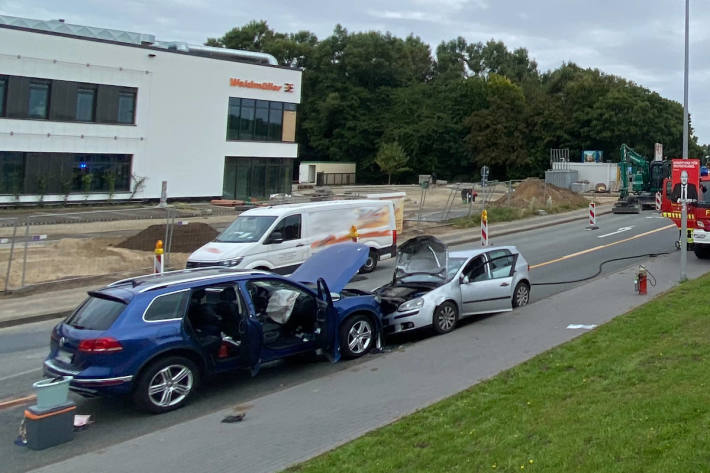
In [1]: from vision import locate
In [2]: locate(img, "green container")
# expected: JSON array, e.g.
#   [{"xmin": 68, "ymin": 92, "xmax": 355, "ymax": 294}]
[{"xmin": 32, "ymin": 376, "xmax": 72, "ymax": 410}]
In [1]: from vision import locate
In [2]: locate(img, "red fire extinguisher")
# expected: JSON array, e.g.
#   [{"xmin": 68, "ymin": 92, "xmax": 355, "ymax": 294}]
[{"xmin": 634, "ymin": 265, "xmax": 648, "ymax": 295}]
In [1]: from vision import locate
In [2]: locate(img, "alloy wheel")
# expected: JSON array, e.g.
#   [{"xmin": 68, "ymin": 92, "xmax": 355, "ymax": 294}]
[
  {"xmin": 347, "ymin": 320, "xmax": 372, "ymax": 355},
  {"xmin": 436, "ymin": 304, "xmax": 457, "ymax": 332},
  {"xmin": 147, "ymin": 364, "xmax": 194, "ymax": 408}
]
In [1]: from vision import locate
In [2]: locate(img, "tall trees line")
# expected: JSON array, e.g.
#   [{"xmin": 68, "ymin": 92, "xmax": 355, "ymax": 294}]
[{"xmin": 210, "ymin": 21, "xmax": 705, "ymax": 183}]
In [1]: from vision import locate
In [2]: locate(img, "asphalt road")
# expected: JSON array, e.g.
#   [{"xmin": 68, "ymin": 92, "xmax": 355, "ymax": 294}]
[{"xmin": 0, "ymin": 210, "xmax": 678, "ymax": 473}]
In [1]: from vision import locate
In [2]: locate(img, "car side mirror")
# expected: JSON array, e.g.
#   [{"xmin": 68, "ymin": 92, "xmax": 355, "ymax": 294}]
[
  {"xmin": 267, "ymin": 231, "xmax": 284, "ymax": 244},
  {"xmin": 458, "ymin": 275, "xmax": 467, "ymax": 284}
]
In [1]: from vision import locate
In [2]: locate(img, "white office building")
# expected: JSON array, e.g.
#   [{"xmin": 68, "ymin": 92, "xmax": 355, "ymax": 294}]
[{"xmin": 0, "ymin": 15, "xmax": 302, "ymax": 204}]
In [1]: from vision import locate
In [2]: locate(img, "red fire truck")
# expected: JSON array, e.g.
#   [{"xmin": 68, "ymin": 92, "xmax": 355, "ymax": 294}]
[{"xmin": 660, "ymin": 158, "xmax": 710, "ymax": 257}]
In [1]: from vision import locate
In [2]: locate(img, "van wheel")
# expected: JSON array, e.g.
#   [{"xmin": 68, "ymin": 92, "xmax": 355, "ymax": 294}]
[{"xmin": 359, "ymin": 251, "xmax": 378, "ymax": 273}]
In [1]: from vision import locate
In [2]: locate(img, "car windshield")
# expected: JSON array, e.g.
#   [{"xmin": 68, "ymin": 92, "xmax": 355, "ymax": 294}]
[
  {"xmin": 65, "ymin": 295, "xmax": 126, "ymax": 330},
  {"xmin": 216, "ymin": 216, "xmax": 277, "ymax": 243},
  {"xmin": 398, "ymin": 256, "xmax": 466, "ymax": 283}
]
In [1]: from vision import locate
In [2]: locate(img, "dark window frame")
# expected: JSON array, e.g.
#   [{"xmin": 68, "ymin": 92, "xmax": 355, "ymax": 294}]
[
  {"xmin": 227, "ymin": 98, "xmax": 297, "ymax": 143},
  {"xmin": 28, "ymin": 79, "xmax": 51, "ymax": 119},
  {"xmin": 117, "ymin": 89, "xmax": 136, "ymax": 124},
  {"xmin": 0, "ymin": 75, "xmax": 6, "ymax": 117},
  {"xmin": 76, "ymin": 86, "xmax": 97, "ymax": 122}
]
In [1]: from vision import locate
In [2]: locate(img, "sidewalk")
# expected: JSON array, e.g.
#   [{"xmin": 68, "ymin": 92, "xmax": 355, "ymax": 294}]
[
  {"xmin": 0, "ymin": 204, "xmax": 612, "ymax": 328},
  {"xmin": 30, "ymin": 235, "xmax": 708, "ymax": 473}
]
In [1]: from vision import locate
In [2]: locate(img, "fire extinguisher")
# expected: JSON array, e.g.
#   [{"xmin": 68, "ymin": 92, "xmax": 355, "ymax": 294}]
[{"xmin": 634, "ymin": 265, "xmax": 655, "ymax": 295}]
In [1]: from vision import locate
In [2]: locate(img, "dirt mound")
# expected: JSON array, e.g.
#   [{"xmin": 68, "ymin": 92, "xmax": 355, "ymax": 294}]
[
  {"xmin": 117, "ymin": 223, "xmax": 219, "ymax": 253},
  {"xmin": 495, "ymin": 178, "xmax": 588, "ymax": 209}
]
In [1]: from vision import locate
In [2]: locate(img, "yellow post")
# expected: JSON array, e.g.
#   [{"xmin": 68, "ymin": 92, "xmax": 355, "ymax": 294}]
[{"xmin": 154, "ymin": 240, "xmax": 164, "ymax": 273}]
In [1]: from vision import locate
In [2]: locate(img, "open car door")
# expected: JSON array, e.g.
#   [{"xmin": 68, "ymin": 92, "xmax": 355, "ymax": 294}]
[{"xmin": 315, "ymin": 277, "xmax": 340, "ymax": 362}]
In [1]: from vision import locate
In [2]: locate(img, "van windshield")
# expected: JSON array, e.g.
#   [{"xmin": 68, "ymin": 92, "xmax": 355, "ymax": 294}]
[{"xmin": 216, "ymin": 216, "xmax": 277, "ymax": 243}]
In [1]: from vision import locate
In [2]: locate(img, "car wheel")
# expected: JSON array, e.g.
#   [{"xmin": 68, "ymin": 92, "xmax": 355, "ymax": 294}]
[
  {"xmin": 133, "ymin": 356, "xmax": 200, "ymax": 414},
  {"xmin": 358, "ymin": 251, "xmax": 378, "ymax": 274},
  {"xmin": 694, "ymin": 245, "xmax": 710, "ymax": 259},
  {"xmin": 432, "ymin": 301, "xmax": 458, "ymax": 334},
  {"xmin": 340, "ymin": 314, "xmax": 374, "ymax": 358},
  {"xmin": 512, "ymin": 282, "xmax": 530, "ymax": 308}
]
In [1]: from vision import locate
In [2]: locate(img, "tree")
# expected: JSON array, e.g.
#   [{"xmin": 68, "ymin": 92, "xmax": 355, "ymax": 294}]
[{"xmin": 375, "ymin": 142, "xmax": 410, "ymax": 184}]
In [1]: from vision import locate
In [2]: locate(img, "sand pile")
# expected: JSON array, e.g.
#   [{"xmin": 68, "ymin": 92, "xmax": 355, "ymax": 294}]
[
  {"xmin": 117, "ymin": 223, "xmax": 218, "ymax": 253},
  {"xmin": 0, "ymin": 238, "xmax": 190, "ymax": 288},
  {"xmin": 495, "ymin": 178, "xmax": 588, "ymax": 209}
]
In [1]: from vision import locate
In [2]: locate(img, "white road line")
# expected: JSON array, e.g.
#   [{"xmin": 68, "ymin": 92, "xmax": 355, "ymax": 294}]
[
  {"xmin": 0, "ymin": 368, "xmax": 42, "ymax": 382},
  {"xmin": 598, "ymin": 226, "xmax": 633, "ymax": 238}
]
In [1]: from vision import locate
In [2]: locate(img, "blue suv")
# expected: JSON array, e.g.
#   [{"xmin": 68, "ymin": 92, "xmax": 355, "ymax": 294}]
[{"xmin": 44, "ymin": 244, "xmax": 382, "ymax": 413}]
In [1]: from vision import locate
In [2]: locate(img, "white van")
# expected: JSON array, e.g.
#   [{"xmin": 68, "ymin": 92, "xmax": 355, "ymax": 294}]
[{"xmin": 187, "ymin": 200, "xmax": 397, "ymax": 274}]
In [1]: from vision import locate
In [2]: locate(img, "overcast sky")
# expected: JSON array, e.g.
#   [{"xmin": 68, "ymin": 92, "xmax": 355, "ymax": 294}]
[{"xmin": 3, "ymin": 0, "xmax": 709, "ymax": 147}]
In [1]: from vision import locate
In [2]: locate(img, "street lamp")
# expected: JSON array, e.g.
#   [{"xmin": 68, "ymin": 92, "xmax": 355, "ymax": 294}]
[{"xmin": 680, "ymin": 0, "xmax": 689, "ymax": 282}]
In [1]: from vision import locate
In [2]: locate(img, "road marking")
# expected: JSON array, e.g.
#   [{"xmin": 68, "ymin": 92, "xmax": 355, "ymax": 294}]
[
  {"xmin": 598, "ymin": 226, "xmax": 633, "ymax": 238},
  {"xmin": 530, "ymin": 224, "xmax": 676, "ymax": 270},
  {"xmin": 567, "ymin": 324, "xmax": 597, "ymax": 330},
  {"xmin": 0, "ymin": 368, "xmax": 42, "ymax": 383},
  {"xmin": 0, "ymin": 394, "xmax": 36, "ymax": 411}
]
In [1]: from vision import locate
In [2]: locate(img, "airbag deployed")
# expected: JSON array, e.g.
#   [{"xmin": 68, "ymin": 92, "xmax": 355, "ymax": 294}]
[{"xmin": 266, "ymin": 289, "xmax": 299, "ymax": 324}]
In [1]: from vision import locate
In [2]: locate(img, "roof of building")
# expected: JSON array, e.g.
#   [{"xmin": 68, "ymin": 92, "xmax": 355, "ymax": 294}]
[{"xmin": 0, "ymin": 14, "xmax": 282, "ymax": 67}]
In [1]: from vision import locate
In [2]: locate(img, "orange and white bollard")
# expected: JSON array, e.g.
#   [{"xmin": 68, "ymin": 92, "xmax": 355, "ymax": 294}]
[
  {"xmin": 655, "ymin": 192, "xmax": 661, "ymax": 212},
  {"xmin": 587, "ymin": 202, "xmax": 598, "ymax": 230},
  {"xmin": 153, "ymin": 239, "xmax": 164, "ymax": 274},
  {"xmin": 481, "ymin": 209, "xmax": 489, "ymax": 247}
]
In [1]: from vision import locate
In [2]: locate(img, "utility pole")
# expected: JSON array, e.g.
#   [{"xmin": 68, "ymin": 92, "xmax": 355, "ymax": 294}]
[{"xmin": 680, "ymin": 0, "xmax": 689, "ymax": 282}]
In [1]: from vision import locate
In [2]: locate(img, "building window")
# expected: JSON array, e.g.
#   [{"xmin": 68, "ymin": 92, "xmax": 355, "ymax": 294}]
[
  {"xmin": 0, "ymin": 152, "xmax": 25, "ymax": 195},
  {"xmin": 0, "ymin": 152, "xmax": 132, "ymax": 196},
  {"xmin": 117, "ymin": 91, "xmax": 136, "ymax": 124},
  {"xmin": 268, "ymin": 102, "xmax": 283, "ymax": 141},
  {"xmin": 0, "ymin": 76, "xmax": 6, "ymax": 116},
  {"xmin": 227, "ymin": 98, "xmax": 240, "ymax": 140},
  {"xmin": 226, "ymin": 98, "xmax": 297, "ymax": 142},
  {"xmin": 223, "ymin": 157, "xmax": 292, "ymax": 200},
  {"xmin": 28, "ymin": 81, "xmax": 50, "ymax": 119},
  {"xmin": 239, "ymin": 98, "xmax": 255, "ymax": 140},
  {"xmin": 76, "ymin": 87, "xmax": 96, "ymax": 122}
]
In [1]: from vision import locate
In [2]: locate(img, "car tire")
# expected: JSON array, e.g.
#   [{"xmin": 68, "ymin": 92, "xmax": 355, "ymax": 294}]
[
  {"xmin": 339, "ymin": 314, "xmax": 375, "ymax": 359},
  {"xmin": 512, "ymin": 281, "xmax": 530, "ymax": 308},
  {"xmin": 358, "ymin": 251, "xmax": 378, "ymax": 274},
  {"xmin": 432, "ymin": 301, "xmax": 458, "ymax": 334},
  {"xmin": 694, "ymin": 245, "xmax": 710, "ymax": 259},
  {"xmin": 133, "ymin": 356, "xmax": 200, "ymax": 414}
]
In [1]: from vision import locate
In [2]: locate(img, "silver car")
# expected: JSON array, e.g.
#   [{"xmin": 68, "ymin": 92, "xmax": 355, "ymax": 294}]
[{"xmin": 377, "ymin": 236, "xmax": 531, "ymax": 335}]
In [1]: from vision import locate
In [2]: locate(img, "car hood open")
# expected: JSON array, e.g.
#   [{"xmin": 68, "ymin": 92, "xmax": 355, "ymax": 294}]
[
  {"xmin": 395, "ymin": 236, "xmax": 448, "ymax": 281},
  {"xmin": 289, "ymin": 243, "xmax": 370, "ymax": 293}
]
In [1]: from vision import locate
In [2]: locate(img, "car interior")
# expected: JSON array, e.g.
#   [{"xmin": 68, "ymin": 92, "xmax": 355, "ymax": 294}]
[
  {"xmin": 186, "ymin": 284, "xmax": 243, "ymax": 358},
  {"xmin": 246, "ymin": 279, "xmax": 318, "ymax": 350}
]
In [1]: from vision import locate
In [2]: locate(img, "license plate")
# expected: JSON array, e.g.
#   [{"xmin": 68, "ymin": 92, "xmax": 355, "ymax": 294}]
[{"xmin": 55, "ymin": 349, "xmax": 73, "ymax": 365}]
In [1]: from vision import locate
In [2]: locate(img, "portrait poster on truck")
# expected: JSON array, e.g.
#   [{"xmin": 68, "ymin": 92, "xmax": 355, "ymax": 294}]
[{"xmin": 670, "ymin": 159, "xmax": 700, "ymax": 203}]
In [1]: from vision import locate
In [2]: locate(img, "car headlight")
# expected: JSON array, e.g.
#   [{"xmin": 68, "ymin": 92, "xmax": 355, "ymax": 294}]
[
  {"xmin": 222, "ymin": 257, "xmax": 243, "ymax": 267},
  {"xmin": 398, "ymin": 297, "xmax": 424, "ymax": 312}
]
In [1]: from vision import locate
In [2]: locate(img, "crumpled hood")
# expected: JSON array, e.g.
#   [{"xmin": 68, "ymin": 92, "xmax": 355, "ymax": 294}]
[
  {"xmin": 187, "ymin": 241, "xmax": 257, "ymax": 263},
  {"xmin": 289, "ymin": 243, "xmax": 369, "ymax": 293},
  {"xmin": 395, "ymin": 236, "xmax": 447, "ymax": 280}
]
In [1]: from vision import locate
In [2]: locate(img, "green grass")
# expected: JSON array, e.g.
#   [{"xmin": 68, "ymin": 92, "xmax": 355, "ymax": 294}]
[
  {"xmin": 452, "ymin": 203, "xmax": 586, "ymax": 229},
  {"xmin": 285, "ymin": 275, "xmax": 710, "ymax": 473}
]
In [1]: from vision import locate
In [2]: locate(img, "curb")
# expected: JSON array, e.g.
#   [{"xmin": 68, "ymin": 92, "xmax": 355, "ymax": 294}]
[
  {"xmin": 0, "ymin": 310, "xmax": 72, "ymax": 329},
  {"xmin": 0, "ymin": 207, "xmax": 614, "ymax": 330}
]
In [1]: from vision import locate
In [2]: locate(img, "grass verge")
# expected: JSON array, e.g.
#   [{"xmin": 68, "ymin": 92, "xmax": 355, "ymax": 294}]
[
  {"xmin": 452, "ymin": 203, "xmax": 587, "ymax": 228},
  {"xmin": 285, "ymin": 275, "xmax": 710, "ymax": 473}
]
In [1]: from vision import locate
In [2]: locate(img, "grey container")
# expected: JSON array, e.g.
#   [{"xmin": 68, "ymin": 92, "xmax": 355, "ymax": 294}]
[
  {"xmin": 545, "ymin": 170, "xmax": 578, "ymax": 189},
  {"xmin": 32, "ymin": 376, "xmax": 72, "ymax": 410},
  {"xmin": 25, "ymin": 401, "xmax": 76, "ymax": 450}
]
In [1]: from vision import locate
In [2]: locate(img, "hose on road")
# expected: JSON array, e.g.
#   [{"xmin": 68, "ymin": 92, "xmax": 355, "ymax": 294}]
[{"xmin": 531, "ymin": 252, "xmax": 671, "ymax": 286}]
